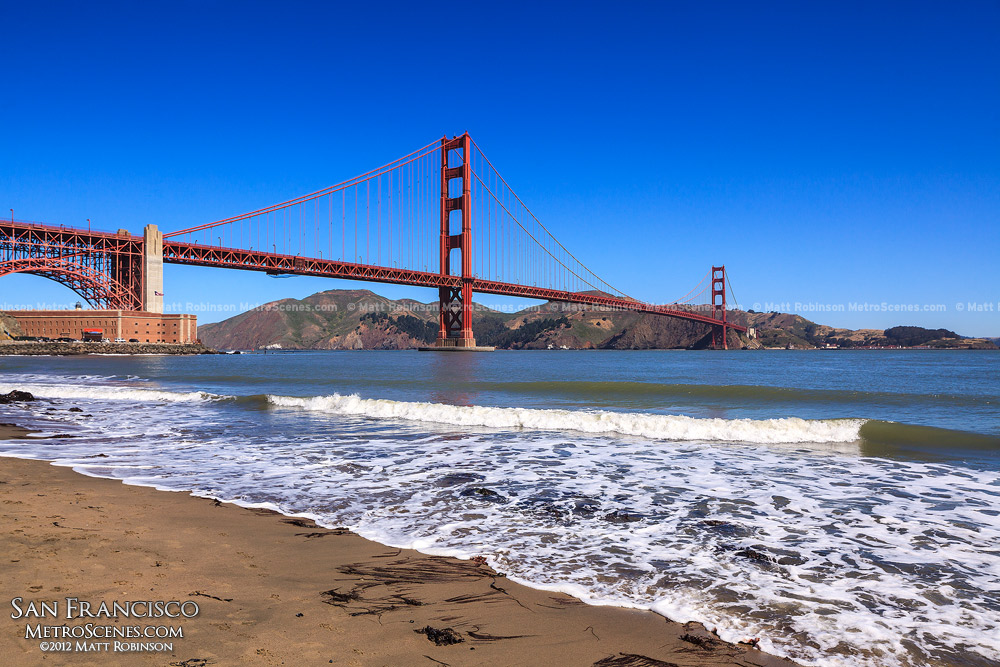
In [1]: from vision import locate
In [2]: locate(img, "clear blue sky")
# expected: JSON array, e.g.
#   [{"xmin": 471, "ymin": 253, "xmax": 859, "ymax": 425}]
[{"xmin": 2, "ymin": 1, "xmax": 998, "ymax": 335}]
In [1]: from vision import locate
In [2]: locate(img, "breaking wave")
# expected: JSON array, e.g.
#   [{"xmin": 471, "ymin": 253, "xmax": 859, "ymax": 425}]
[
  {"xmin": 0, "ymin": 383, "xmax": 226, "ymax": 403},
  {"xmin": 265, "ymin": 392, "xmax": 866, "ymax": 444}
]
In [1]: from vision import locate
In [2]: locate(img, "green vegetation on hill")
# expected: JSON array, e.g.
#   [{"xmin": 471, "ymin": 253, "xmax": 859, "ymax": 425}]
[
  {"xmin": 569, "ymin": 317, "xmax": 623, "ymax": 346},
  {"xmin": 883, "ymin": 326, "xmax": 959, "ymax": 346},
  {"xmin": 746, "ymin": 310, "xmax": 993, "ymax": 349},
  {"xmin": 361, "ymin": 311, "xmax": 437, "ymax": 344},
  {"xmin": 474, "ymin": 315, "xmax": 570, "ymax": 349},
  {"xmin": 746, "ymin": 312, "xmax": 821, "ymax": 348}
]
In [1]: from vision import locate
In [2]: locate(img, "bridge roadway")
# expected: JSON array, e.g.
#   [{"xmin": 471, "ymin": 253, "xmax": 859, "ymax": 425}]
[
  {"xmin": 162, "ymin": 239, "xmax": 747, "ymax": 331},
  {"xmin": 1, "ymin": 220, "xmax": 746, "ymax": 333}
]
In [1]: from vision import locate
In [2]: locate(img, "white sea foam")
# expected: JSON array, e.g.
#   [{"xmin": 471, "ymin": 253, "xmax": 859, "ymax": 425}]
[
  {"xmin": 3, "ymin": 373, "xmax": 1000, "ymax": 667},
  {"xmin": 266, "ymin": 392, "xmax": 866, "ymax": 444},
  {"xmin": 0, "ymin": 383, "xmax": 225, "ymax": 403}
]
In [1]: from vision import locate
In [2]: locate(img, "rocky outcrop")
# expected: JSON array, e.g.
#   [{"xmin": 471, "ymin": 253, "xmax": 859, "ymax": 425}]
[
  {"xmin": 0, "ymin": 390, "xmax": 35, "ymax": 404},
  {"xmin": 601, "ymin": 315, "xmax": 714, "ymax": 349},
  {"xmin": 0, "ymin": 313, "xmax": 23, "ymax": 341},
  {"xmin": 331, "ymin": 326, "xmax": 419, "ymax": 350},
  {"xmin": 0, "ymin": 342, "xmax": 218, "ymax": 356}
]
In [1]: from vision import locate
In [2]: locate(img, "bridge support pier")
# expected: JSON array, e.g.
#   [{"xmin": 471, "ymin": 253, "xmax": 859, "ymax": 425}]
[
  {"xmin": 711, "ymin": 323, "xmax": 728, "ymax": 350},
  {"xmin": 436, "ymin": 284, "xmax": 476, "ymax": 348},
  {"xmin": 143, "ymin": 224, "xmax": 164, "ymax": 313}
]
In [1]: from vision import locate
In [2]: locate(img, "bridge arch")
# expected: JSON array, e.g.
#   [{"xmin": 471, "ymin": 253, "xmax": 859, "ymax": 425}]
[{"xmin": 0, "ymin": 257, "xmax": 141, "ymax": 310}]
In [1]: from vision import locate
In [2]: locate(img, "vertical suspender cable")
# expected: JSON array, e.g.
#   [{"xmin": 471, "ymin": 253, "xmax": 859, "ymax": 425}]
[
  {"xmin": 377, "ymin": 175, "xmax": 381, "ymax": 265},
  {"xmin": 366, "ymin": 180, "xmax": 370, "ymax": 266}
]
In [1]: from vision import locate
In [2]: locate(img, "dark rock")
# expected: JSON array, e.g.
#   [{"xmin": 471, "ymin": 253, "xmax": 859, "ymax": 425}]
[
  {"xmin": 435, "ymin": 472, "xmax": 485, "ymax": 487},
  {"xmin": 414, "ymin": 625, "xmax": 464, "ymax": 646},
  {"xmin": 460, "ymin": 487, "xmax": 507, "ymax": 503},
  {"xmin": 0, "ymin": 390, "xmax": 35, "ymax": 404},
  {"xmin": 68, "ymin": 407, "xmax": 83, "ymax": 412},
  {"xmin": 777, "ymin": 555, "xmax": 806, "ymax": 566},
  {"xmin": 518, "ymin": 498, "xmax": 567, "ymax": 520},
  {"xmin": 734, "ymin": 548, "xmax": 775, "ymax": 563},
  {"xmin": 573, "ymin": 499, "xmax": 601, "ymax": 517},
  {"xmin": 699, "ymin": 519, "xmax": 755, "ymax": 539}
]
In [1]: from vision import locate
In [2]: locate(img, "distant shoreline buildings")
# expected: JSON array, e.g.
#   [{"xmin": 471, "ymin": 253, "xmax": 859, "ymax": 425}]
[{"xmin": 9, "ymin": 308, "xmax": 196, "ymax": 344}]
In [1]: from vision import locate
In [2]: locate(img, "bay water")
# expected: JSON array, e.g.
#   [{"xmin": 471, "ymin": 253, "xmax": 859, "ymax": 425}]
[{"xmin": 1, "ymin": 350, "xmax": 998, "ymax": 666}]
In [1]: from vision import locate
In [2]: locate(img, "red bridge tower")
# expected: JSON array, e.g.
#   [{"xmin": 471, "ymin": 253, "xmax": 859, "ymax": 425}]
[
  {"xmin": 435, "ymin": 134, "xmax": 483, "ymax": 349},
  {"xmin": 711, "ymin": 265, "xmax": 728, "ymax": 350}
]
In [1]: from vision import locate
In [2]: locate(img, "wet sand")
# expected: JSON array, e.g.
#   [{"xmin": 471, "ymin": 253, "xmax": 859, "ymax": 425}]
[
  {"xmin": 0, "ymin": 453, "xmax": 799, "ymax": 666},
  {"xmin": 0, "ymin": 423, "xmax": 34, "ymax": 440}
]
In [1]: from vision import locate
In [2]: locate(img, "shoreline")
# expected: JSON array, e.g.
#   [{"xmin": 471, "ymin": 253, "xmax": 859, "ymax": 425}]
[
  {"xmin": 0, "ymin": 341, "xmax": 218, "ymax": 356},
  {"xmin": 0, "ymin": 423, "xmax": 34, "ymax": 439},
  {"xmin": 0, "ymin": 453, "xmax": 799, "ymax": 666}
]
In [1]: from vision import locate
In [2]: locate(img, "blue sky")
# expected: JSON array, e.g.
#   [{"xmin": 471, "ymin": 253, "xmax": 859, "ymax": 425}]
[{"xmin": 2, "ymin": 1, "xmax": 998, "ymax": 334}]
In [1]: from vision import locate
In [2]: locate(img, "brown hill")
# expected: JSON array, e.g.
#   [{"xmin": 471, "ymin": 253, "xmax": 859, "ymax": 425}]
[
  {"xmin": 197, "ymin": 290, "xmax": 754, "ymax": 350},
  {"xmin": 197, "ymin": 290, "xmax": 439, "ymax": 350},
  {"xmin": 744, "ymin": 311, "xmax": 997, "ymax": 349},
  {"xmin": 499, "ymin": 302, "xmax": 748, "ymax": 350},
  {"xmin": 0, "ymin": 313, "xmax": 23, "ymax": 341},
  {"xmin": 197, "ymin": 290, "xmax": 995, "ymax": 351}
]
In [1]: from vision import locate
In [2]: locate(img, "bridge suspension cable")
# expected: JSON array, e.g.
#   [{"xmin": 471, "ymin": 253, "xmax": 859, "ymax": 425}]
[
  {"xmin": 162, "ymin": 140, "xmax": 444, "ymax": 276},
  {"xmin": 2, "ymin": 136, "xmax": 747, "ymax": 344},
  {"xmin": 725, "ymin": 270, "xmax": 742, "ymax": 312},
  {"xmin": 670, "ymin": 269, "xmax": 712, "ymax": 305},
  {"xmin": 135, "ymin": 133, "xmax": 741, "ymax": 331},
  {"xmin": 466, "ymin": 138, "xmax": 633, "ymax": 300}
]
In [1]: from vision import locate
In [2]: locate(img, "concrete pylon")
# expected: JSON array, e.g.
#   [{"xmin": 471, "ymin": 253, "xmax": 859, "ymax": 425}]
[{"xmin": 143, "ymin": 224, "xmax": 164, "ymax": 313}]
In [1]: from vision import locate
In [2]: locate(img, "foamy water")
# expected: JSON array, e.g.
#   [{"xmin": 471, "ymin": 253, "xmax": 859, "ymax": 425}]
[
  {"xmin": 1, "ymin": 363, "xmax": 998, "ymax": 667},
  {"xmin": 1, "ymin": 381, "xmax": 226, "ymax": 403},
  {"xmin": 266, "ymin": 392, "xmax": 868, "ymax": 444}
]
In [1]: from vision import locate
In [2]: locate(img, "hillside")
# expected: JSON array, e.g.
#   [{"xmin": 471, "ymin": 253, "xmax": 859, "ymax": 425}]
[
  {"xmin": 0, "ymin": 313, "xmax": 23, "ymax": 341},
  {"xmin": 197, "ymin": 290, "xmax": 753, "ymax": 350},
  {"xmin": 196, "ymin": 290, "xmax": 997, "ymax": 351},
  {"xmin": 745, "ymin": 311, "xmax": 997, "ymax": 349},
  {"xmin": 196, "ymin": 290, "xmax": 437, "ymax": 350},
  {"xmin": 491, "ymin": 302, "xmax": 747, "ymax": 350}
]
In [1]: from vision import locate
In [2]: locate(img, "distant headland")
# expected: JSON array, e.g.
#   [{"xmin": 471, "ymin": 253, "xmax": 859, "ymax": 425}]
[{"xmin": 192, "ymin": 289, "xmax": 998, "ymax": 351}]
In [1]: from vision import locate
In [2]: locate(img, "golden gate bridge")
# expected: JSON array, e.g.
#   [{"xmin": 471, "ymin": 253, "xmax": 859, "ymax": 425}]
[{"xmin": 1, "ymin": 134, "xmax": 747, "ymax": 349}]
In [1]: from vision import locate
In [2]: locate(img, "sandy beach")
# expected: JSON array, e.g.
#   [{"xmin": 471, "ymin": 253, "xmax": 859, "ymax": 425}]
[{"xmin": 0, "ymin": 441, "xmax": 797, "ymax": 666}]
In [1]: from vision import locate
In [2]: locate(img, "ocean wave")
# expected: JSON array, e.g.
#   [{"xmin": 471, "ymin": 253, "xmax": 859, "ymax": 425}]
[
  {"xmin": 477, "ymin": 380, "xmax": 996, "ymax": 408},
  {"xmin": 0, "ymin": 383, "xmax": 226, "ymax": 403},
  {"xmin": 265, "ymin": 393, "xmax": 866, "ymax": 444}
]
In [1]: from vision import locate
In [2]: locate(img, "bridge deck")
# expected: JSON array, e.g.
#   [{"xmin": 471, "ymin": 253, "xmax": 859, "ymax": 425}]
[
  {"xmin": 162, "ymin": 240, "xmax": 746, "ymax": 332},
  {"xmin": 1, "ymin": 221, "xmax": 745, "ymax": 333}
]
